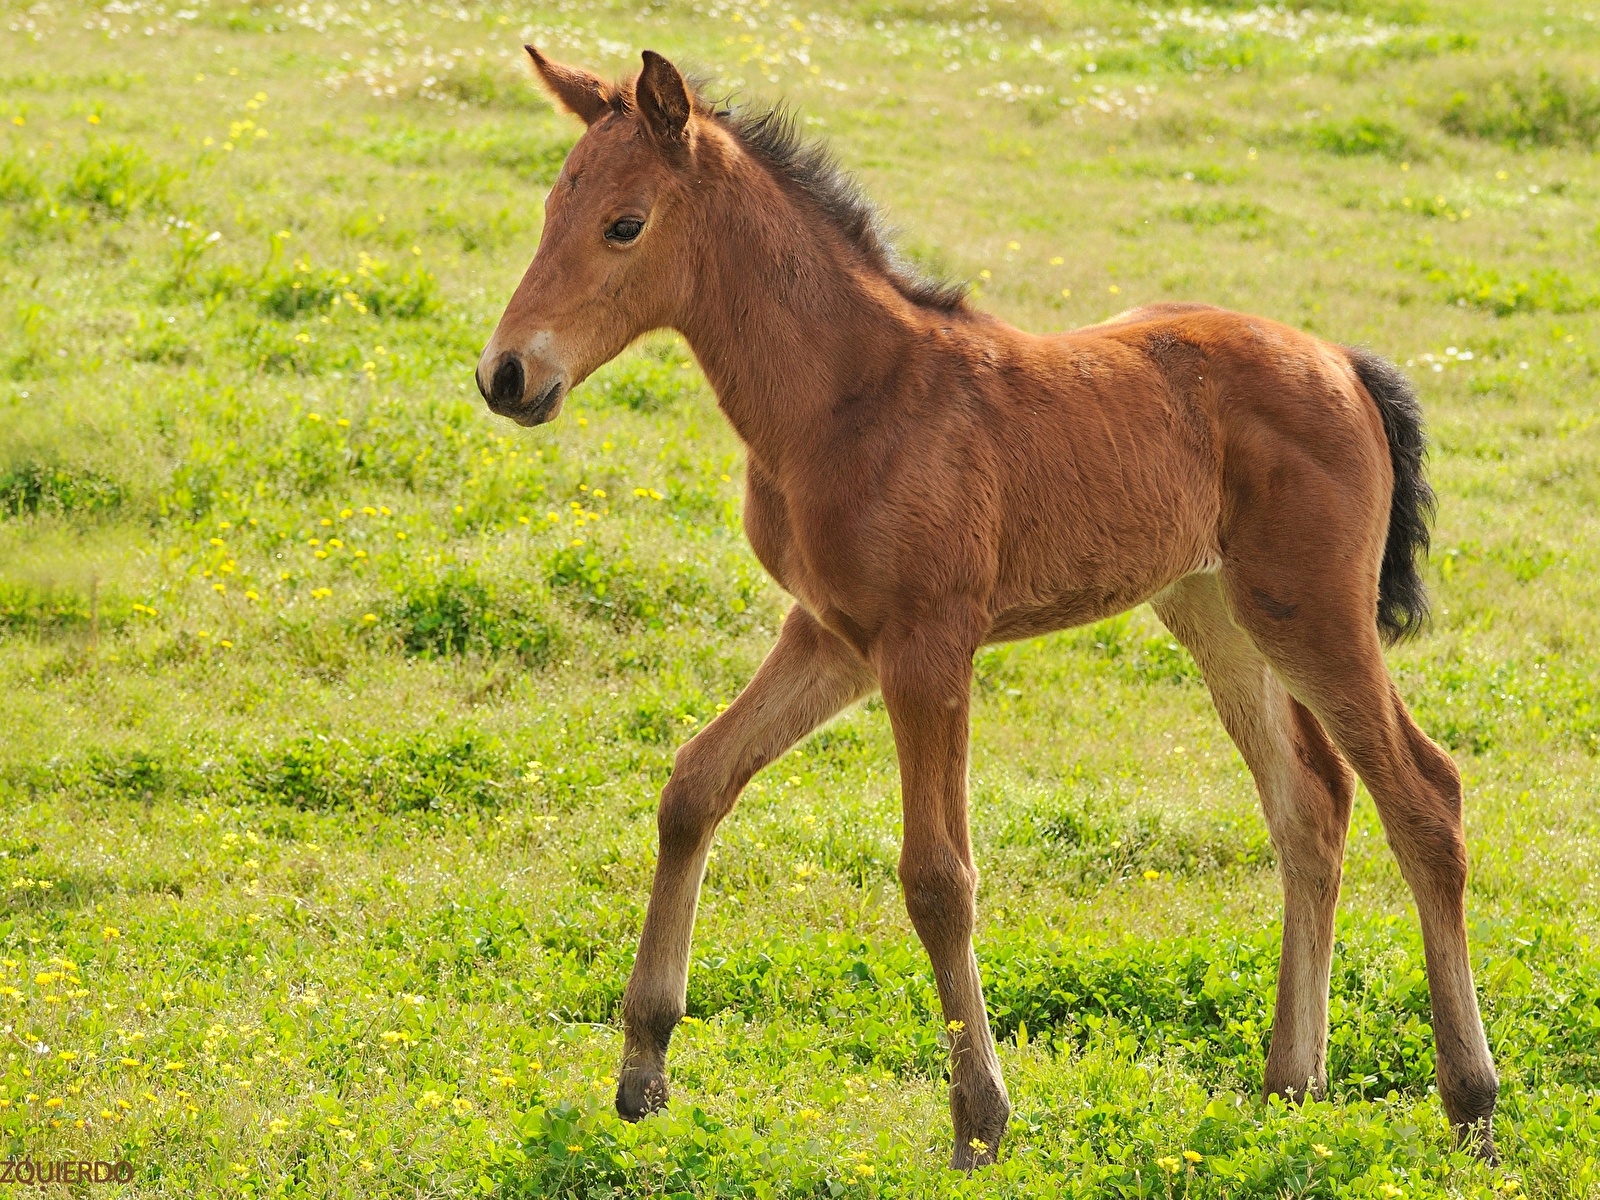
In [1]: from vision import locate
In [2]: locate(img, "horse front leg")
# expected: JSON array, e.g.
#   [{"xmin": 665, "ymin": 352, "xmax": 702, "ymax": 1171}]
[
  {"xmin": 615, "ymin": 605, "xmax": 876, "ymax": 1120},
  {"xmin": 874, "ymin": 610, "xmax": 1010, "ymax": 1170}
]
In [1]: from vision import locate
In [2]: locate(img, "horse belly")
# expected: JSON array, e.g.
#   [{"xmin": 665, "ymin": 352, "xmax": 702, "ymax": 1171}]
[
  {"xmin": 985, "ymin": 478, "xmax": 1222, "ymax": 643},
  {"xmin": 986, "ymin": 580, "xmax": 1163, "ymax": 644}
]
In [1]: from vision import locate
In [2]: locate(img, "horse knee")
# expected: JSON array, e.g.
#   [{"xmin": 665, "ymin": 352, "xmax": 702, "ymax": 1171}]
[
  {"xmin": 899, "ymin": 851, "xmax": 975, "ymax": 940},
  {"xmin": 1275, "ymin": 836, "xmax": 1344, "ymax": 901},
  {"xmin": 657, "ymin": 743, "xmax": 737, "ymax": 855},
  {"xmin": 1266, "ymin": 784, "xmax": 1350, "ymax": 901}
]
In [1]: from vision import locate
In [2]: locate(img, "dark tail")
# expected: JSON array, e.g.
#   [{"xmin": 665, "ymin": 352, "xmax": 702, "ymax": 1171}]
[{"xmin": 1346, "ymin": 346, "xmax": 1436, "ymax": 645}]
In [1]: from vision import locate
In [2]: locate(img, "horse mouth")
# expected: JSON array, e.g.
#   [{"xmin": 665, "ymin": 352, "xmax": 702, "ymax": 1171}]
[{"xmin": 495, "ymin": 379, "xmax": 564, "ymax": 427}]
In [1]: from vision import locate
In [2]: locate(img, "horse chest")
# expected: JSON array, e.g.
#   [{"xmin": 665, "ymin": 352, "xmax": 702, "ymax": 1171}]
[{"xmin": 741, "ymin": 466, "xmax": 881, "ymax": 636}]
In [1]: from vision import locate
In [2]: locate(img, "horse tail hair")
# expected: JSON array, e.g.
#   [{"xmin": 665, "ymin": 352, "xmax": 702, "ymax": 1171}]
[{"xmin": 1346, "ymin": 345, "xmax": 1436, "ymax": 645}]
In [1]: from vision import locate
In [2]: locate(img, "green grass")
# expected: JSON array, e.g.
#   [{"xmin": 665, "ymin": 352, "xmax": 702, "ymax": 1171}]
[{"xmin": 0, "ymin": 0, "xmax": 1598, "ymax": 1194}]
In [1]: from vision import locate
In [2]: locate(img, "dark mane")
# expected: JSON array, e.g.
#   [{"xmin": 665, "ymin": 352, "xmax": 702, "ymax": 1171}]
[{"xmin": 710, "ymin": 101, "xmax": 968, "ymax": 313}]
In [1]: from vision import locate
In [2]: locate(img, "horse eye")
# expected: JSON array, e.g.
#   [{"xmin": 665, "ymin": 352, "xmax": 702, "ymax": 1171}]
[{"xmin": 606, "ymin": 217, "xmax": 645, "ymax": 243}]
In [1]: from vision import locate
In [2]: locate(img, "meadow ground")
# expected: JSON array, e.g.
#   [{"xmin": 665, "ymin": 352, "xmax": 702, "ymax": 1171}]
[{"xmin": 1, "ymin": 0, "xmax": 1598, "ymax": 1193}]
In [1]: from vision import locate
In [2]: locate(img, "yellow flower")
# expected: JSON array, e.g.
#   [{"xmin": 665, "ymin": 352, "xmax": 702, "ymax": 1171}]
[
  {"xmin": 1050, "ymin": 255, "xmax": 1064, "ymax": 265},
  {"xmin": 1157, "ymin": 1155, "xmax": 1180, "ymax": 1173},
  {"xmin": 1143, "ymin": 869, "xmax": 1161, "ymax": 881},
  {"xmin": 566, "ymin": 1143, "xmax": 582, "ymax": 1154},
  {"xmin": 45, "ymin": 1097, "xmax": 63, "ymax": 1108},
  {"xmin": 362, "ymin": 613, "xmax": 377, "ymax": 623},
  {"xmin": 969, "ymin": 1138, "xmax": 988, "ymax": 1153},
  {"xmin": 452, "ymin": 1097, "xmax": 473, "ymax": 1114},
  {"xmin": 1312, "ymin": 1143, "xmax": 1332, "ymax": 1159},
  {"xmin": 1184, "ymin": 1149, "xmax": 1202, "ymax": 1163},
  {"xmin": 87, "ymin": 113, "xmax": 101, "ymax": 124}
]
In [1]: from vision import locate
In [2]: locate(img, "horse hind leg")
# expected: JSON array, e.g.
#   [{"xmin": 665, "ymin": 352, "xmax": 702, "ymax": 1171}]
[
  {"xmin": 1153, "ymin": 574, "xmax": 1356, "ymax": 1103},
  {"xmin": 1219, "ymin": 573, "xmax": 1499, "ymax": 1157}
]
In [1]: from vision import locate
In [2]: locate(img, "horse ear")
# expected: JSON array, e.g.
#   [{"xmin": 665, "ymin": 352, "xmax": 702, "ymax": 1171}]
[
  {"xmin": 526, "ymin": 46, "xmax": 611, "ymax": 126},
  {"xmin": 637, "ymin": 50, "xmax": 692, "ymax": 151}
]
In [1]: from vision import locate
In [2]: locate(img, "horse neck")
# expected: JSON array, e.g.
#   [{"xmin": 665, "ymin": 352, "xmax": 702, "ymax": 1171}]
[{"xmin": 673, "ymin": 161, "xmax": 916, "ymax": 471}]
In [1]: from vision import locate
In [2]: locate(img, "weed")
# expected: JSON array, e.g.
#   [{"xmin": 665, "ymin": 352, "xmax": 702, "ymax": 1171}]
[
  {"xmin": 1439, "ymin": 67, "xmax": 1600, "ymax": 147},
  {"xmin": 58, "ymin": 141, "xmax": 171, "ymax": 216},
  {"xmin": 387, "ymin": 562, "xmax": 563, "ymax": 663},
  {"xmin": 1307, "ymin": 116, "xmax": 1414, "ymax": 159},
  {"xmin": 0, "ymin": 462, "xmax": 122, "ymax": 517},
  {"xmin": 243, "ymin": 729, "xmax": 506, "ymax": 812}
]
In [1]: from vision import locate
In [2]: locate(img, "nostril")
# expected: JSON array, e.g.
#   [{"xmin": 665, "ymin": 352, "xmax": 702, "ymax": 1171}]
[
  {"xmin": 490, "ymin": 355, "xmax": 524, "ymax": 406},
  {"xmin": 475, "ymin": 365, "xmax": 490, "ymax": 401}
]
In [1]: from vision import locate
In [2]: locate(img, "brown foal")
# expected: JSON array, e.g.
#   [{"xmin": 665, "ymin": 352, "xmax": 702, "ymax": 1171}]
[{"xmin": 478, "ymin": 49, "xmax": 1500, "ymax": 1169}]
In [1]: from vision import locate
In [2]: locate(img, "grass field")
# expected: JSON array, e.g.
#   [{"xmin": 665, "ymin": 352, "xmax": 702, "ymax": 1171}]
[{"xmin": 1, "ymin": 0, "xmax": 1599, "ymax": 1193}]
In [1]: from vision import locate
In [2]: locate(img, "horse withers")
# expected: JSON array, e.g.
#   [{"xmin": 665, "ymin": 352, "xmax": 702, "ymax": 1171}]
[{"xmin": 477, "ymin": 48, "xmax": 1499, "ymax": 1169}]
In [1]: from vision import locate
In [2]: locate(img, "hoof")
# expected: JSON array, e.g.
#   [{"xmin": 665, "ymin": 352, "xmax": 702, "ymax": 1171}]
[
  {"xmin": 1441, "ymin": 1069, "xmax": 1498, "ymax": 1163},
  {"xmin": 1261, "ymin": 1071, "xmax": 1326, "ymax": 1106},
  {"xmin": 615, "ymin": 1066, "xmax": 670, "ymax": 1121},
  {"xmin": 1455, "ymin": 1115, "xmax": 1497, "ymax": 1165},
  {"xmin": 949, "ymin": 1135, "xmax": 999, "ymax": 1172},
  {"xmin": 948, "ymin": 1077, "xmax": 1011, "ymax": 1172}
]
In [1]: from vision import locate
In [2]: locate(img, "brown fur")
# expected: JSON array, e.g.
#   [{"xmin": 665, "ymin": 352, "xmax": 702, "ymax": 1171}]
[{"xmin": 477, "ymin": 50, "xmax": 1499, "ymax": 1168}]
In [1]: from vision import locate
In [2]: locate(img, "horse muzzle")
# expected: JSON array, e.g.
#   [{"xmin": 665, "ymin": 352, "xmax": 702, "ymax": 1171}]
[{"xmin": 477, "ymin": 350, "xmax": 566, "ymax": 427}]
